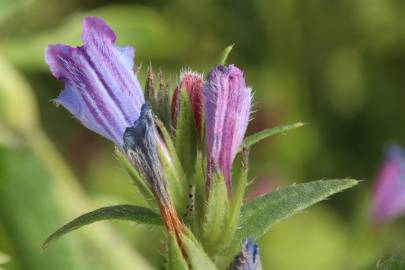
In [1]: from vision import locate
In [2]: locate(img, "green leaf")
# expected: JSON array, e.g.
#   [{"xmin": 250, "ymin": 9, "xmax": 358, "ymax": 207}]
[
  {"xmin": 182, "ymin": 229, "xmax": 218, "ymax": 270},
  {"xmin": 175, "ymin": 89, "xmax": 198, "ymax": 178},
  {"xmin": 216, "ymin": 44, "xmax": 234, "ymax": 65},
  {"xmin": 202, "ymin": 172, "xmax": 229, "ymax": 255},
  {"xmin": 43, "ymin": 205, "xmax": 162, "ymax": 249},
  {"xmin": 229, "ymin": 179, "xmax": 358, "ymax": 256},
  {"xmin": 241, "ymin": 122, "xmax": 305, "ymax": 150},
  {"xmin": 115, "ymin": 149, "xmax": 156, "ymax": 208},
  {"xmin": 155, "ymin": 117, "xmax": 189, "ymax": 215},
  {"xmin": 376, "ymin": 255, "xmax": 405, "ymax": 270},
  {"xmin": 167, "ymin": 234, "xmax": 188, "ymax": 270},
  {"xmin": 223, "ymin": 147, "xmax": 250, "ymax": 245},
  {"xmin": 189, "ymin": 154, "xmax": 206, "ymax": 237}
]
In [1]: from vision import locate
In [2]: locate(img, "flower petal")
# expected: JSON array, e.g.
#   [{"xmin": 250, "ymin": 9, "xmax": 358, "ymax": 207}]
[{"xmin": 45, "ymin": 16, "xmax": 144, "ymax": 147}]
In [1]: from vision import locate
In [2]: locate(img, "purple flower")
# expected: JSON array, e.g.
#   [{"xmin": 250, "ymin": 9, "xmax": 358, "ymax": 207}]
[
  {"xmin": 203, "ymin": 65, "xmax": 252, "ymax": 191},
  {"xmin": 45, "ymin": 16, "xmax": 144, "ymax": 147},
  {"xmin": 228, "ymin": 239, "xmax": 262, "ymax": 270},
  {"xmin": 372, "ymin": 144, "xmax": 405, "ymax": 223}
]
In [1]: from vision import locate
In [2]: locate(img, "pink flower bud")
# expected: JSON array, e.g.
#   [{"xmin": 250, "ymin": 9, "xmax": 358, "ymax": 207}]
[
  {"xmin": 203, "ymin": 65, "xmax": 252, "ymax": 192},
  {"xmin": 171, "ymin": 71, "xmax": 203, "ymax": 138}
]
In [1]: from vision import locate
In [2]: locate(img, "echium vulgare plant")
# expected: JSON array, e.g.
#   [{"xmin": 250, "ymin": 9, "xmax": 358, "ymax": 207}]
[{"xmin": 42, "ymin": 16, "xmax": 358, "ymax": 270}]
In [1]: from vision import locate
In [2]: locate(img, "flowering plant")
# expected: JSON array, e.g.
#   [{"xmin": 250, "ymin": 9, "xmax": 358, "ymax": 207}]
[{"xmin": 42, "ymin": 17, "xmax": 359, "ymax": 269}]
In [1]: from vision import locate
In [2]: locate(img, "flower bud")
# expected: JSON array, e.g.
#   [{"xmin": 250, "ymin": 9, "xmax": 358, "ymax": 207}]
[
  {"xmin": 203, "ymin": 65, "xmax": 252, "ymax": 192},
  {"xmin": 171, "ymin": 70, "xmax": 203, "ymax": 138},
  {"xmin": 372, "ymin": 144, "xmax": 405, "ymax": 223}
]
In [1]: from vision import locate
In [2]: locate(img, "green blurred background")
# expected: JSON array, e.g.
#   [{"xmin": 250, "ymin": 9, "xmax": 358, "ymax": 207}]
[{"xmin": 1, "ymin": 0, "xmax": 405, "ymax": 269}]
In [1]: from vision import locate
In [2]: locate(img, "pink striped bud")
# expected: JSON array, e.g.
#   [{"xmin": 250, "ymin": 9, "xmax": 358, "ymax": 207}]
[{"xmin": 171, "ymin": 71, "xmax": 203, "ymax": 138}]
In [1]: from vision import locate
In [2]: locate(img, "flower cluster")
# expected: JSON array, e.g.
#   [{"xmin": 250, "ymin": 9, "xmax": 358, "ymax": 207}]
[{"xmin": 45, "ymin": 16, "xmax": 258, "ymax": 269}]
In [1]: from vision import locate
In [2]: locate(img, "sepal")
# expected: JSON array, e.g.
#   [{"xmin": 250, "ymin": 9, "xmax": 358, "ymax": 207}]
[
  {"xmin": 167, "ymin": 234, "xmax": 188, "ymax": 270},
  {"xmin": 182, "ymin": 228, "xmax": 218, "ymax": 270},
  {"xmin": 202, "ymin": 171, "xmax": 230, "ymax": 255},
  {"xmin": 216, "ymin": 44, "xmax": 234, "ymax": 65},
  {"xmin": 175, "ymin": 89, "xmax": 198, "ymax": 178},
  {"xmin": 115, "ymin": 148, "xmax": 156, "ymax": 208}
]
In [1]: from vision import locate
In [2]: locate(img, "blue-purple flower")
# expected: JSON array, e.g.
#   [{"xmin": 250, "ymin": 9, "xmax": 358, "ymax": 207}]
[
  {"xmin": 229, "ymin": 239, "xmax": 262, "ymax": 270},
  {"xmin": 45, "ymin": 16, "xmax": 183, "ymax": 240},
  {"xmin": 45, "ymin": 16, "xmax": 144, "ymax": 147},
  {"xmin": 203, "ymin": 65, "xmax": 252, "ymax": 191},
  {"xmin": 372, "ymin": 144, "xmax": 405, "ymax": 223}
]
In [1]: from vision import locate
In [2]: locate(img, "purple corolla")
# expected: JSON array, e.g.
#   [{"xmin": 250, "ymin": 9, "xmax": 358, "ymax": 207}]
[{"xmin": 45, "ymin": 16, "xmax": 144, "ymax": 147}]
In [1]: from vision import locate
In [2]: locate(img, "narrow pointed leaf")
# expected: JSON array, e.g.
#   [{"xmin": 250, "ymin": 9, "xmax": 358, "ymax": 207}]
[
  {"xmin": 228, "ymin": 179, "xmax": 358, "ymax": 256},
  {"xmin": 167, "ymin": 234, "xmax": 188, "ymax": 270},
  {"xmin": 376, "ymin": 255, "xmax": 405, "ymax": 269},
  {"xmin": 202, "ymin": 172, "xmax": 229, "ymax": 255},
  {"xmin": 182, "ymin": 229, "xmax": 218, "ymax": 270},
  {"xmin": 241, "ymin": 122, "xmax": 305, "ymax": 150},
  {"xmin": 190, "ymin": 155, "xmax": 206, "ymax": 237},
  {"xmin": 216, "ymin": 44, "xmax": 234, "ymax": 65},
  {"xmin": 43, "ymin": 205, "xmax": 162, "ymax": 249},
  {"xmin": 224, "ymin": 147, "xmax": 249, "ymax": 244},
  {"xmin": 175, "ymin": 90, "xmax": 198, "ymax": 178},
  {"xmin": 155, "ymin": 117, "xmax": 189, "ymax": 215}
]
